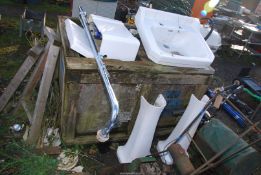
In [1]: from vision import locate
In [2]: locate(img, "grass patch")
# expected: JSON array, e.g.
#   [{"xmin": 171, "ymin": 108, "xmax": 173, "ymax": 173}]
[
  {"xmin": 0, "ymin": 14, "xmax": 58, "ymax": 81},
  {"xmin": 0, "ymin": 0, "xmax": 15, "ymax": 5},
  {"xmin": 0, "ymin": 142, "xmax": 58, "ymax": 175},
  {"xmin": 0, "ymin": 0, "xmax": 70, "ymax": 15},
  {"xmin": 32, "ymin": 1, "xmax": 70, "ymax": 14},
  {"xmin": 0, "ymin": 16, "xmax": 30, "ymax": 81}
]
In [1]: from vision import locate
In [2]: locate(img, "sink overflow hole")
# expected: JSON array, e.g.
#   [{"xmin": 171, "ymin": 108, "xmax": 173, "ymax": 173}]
[{"xmin": 163, "ymin": 44, "xmax": 170, "ymax": 49}]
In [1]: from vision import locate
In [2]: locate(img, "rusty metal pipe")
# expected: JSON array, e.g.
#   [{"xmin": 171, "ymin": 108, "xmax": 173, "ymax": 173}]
[{"xmin": 168, "ymin": 144, "xmax": 195, "ymax": 175}]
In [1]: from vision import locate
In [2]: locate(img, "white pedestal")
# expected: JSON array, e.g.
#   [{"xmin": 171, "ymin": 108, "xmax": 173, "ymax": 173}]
[
  {"xmin": 157, "ymin": 94, "xmax": 209, "ymax": 165},
  {"xmin": 117, "ymin": 94, "xmax": 166, "ymax": 163}
]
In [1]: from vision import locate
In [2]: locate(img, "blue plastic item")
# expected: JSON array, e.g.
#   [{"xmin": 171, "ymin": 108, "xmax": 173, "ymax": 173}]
[
  {"xmin": 94, "ymin": 26, "xmax": 102, "ymax": 40},
  {"xmin": 207, "ymin": 89, "xmax": 246, "ymax": 127},
  {"xmin": 221, "ymin": 102, "xmax": 246, "ymax": 127},
  {"xmin": 257, "ymin": 25, "xmax": 261, "ymax": 30}
]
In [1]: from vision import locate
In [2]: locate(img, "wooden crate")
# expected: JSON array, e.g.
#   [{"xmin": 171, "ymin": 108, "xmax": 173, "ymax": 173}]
[{"xmin": 57, "ymin": 16, "xmax": 215, "ymax": 144}]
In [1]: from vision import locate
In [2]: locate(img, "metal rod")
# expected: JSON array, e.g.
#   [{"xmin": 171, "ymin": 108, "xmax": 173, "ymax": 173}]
[
  {"xmin": 168, "ymin": 144, "xmax": 195, "ymax": 175},
  {"xmin": 197, "ymin": 136, "xmax": 261, "ymax": 174},
  {"xmin": 162, "ymin": 95, "xmax": 216, "ymax": 151},
  {"xmin": 188, "ymin": 133, "xmax": 208, "ymax": 163},
  {"xmin": 79, "ymin": 6, "xmax": 119, "ymax": 141},
  {"xmin": 226, "ymin": 99, "xmax": 261, "ymax": 133},
  {"xmin": 250, "ymin": 103, "xmax": 261, "ymax": 120},
  {"xmin": 191, "ymin": 121, "xmax": 260, "ymax": 175},
  {"xmin": 208, "ymin": 87, "xmax": 247, "ymax": 128}
]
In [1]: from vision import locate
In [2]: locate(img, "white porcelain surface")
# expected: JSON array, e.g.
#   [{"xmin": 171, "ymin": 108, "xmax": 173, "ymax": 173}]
[
  {"xmin": 90, "ymin": 14, "xmax": 140, "ymax": 61},
  {"xmin": 65, "ymin": 19, "xmax": 95, "ymax": 58},
  {"xmin": 135, "ymin": 7, "xmax": 215, "ymax": 68},
  {"xmin": 157, "ymin": 94, "xmax": 209, "ymax": 165},
  {"xmin": 117, "ymin": 94, "xmax": 166, "ymax": 163},
  {"xmin": 200, "ymin": 26, "xmax": 222, "ymax": 53}
]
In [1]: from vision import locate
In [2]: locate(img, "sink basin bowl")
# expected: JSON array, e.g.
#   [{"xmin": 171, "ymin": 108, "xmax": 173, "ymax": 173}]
[
  {"xmin": 90, "ymin": 14, "xmax": 140, "ymax": 61},
  {"xmin": 135, "ymin": 7, "xmax": 215, "ymax": 68},
  {"xmin": 65, "ymin": 15, "xmax": 140, "ymax": 61}
]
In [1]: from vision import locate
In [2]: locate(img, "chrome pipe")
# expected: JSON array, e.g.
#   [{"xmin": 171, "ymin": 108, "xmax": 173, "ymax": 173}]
[{"xmin": 79, "ymin": 6, "xmax": 119, "ymax": 142}]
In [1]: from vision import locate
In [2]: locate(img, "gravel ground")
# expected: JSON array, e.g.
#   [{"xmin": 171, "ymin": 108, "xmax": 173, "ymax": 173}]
[
  {"xmin": 212, "ymin": 51, "xmax": 261, "ymax": 85},
  {"xmin": 213, "ymin": 57, "xmax": 245, "ymax": 85}
]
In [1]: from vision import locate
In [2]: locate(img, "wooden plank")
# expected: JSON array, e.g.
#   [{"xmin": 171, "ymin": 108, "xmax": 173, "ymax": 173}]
[
  {"xmin": 27, "ymin": 44, "xmax": 60, "ymax": 144},
  {"xmin": 44, "ymin": 26, "xmax": 61, "ymax": 47},
  {"xmin": 23, "ymin": 44, "xmax": 50, "ymax": 98},
  {"xmin": 14, "ymin": 26, "xmax": 59, "ymax": 116},
  {"xmin": 59, "ymin": 50, "xmax": 66, "ymax": 133},
  {"xmin": 65, "ymin": 56, "xmax": 215, "ymax": 75},
  {"xmin": 65, "ymin": 99, "xmax": 77, "ymax": 140},
  {"xmin": 13, "ymin": 42, "xmax": 51, "ymax": 115},
  {"xmin": 61, "ymin": 82, "xmax": 80, "ymax": 141},
  {"xmin": 21, "ymin": 100, "xmax": 33, "ymax": 121},
  {"xmin": 44, "ymin": 27, "xmax": 56, "ymax": 41},
  {"xmin": 0, "ymin": 45, "xmax": 44, "ymax": 112},
  {"xmin": 27, "ymin": 45, "xmax": 45, "ymax": 58},
  {"xmin": 21, "ymin": 26, "xmax": 59, "ymax": 98},
  {"xmin": 79, "ymin": 73, "xmax": 210, "ymax": 85}
]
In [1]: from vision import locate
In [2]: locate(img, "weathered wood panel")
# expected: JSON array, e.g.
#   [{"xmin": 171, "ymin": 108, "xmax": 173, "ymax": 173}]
[
  {"xmin": 65, "ymin": 56, "xmax": 215, "ymax": 75},
  {"xmin": 75, "ymin": 84, "xmax": 139, "ymax": 134},
  {"xmin": 27, "ymin": 44, "xmax": 60, "ymax": 144},
  {"xmin": 79, "ymin": 72, "xmax": 210, "ymax": 85},
  {"xmin": 61, "ymin": 82, "xmax": 80, "ymax": 141}
]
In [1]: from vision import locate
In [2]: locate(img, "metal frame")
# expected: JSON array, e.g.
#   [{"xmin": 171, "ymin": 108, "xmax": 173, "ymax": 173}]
[{"xmin": 228, "ymin": 21, "xmax": 261, "ymax": 58}]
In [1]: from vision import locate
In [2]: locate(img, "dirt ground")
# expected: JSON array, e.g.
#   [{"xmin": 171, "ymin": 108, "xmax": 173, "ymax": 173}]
[{"xmin": 213, "ymin": 49, "xmax": 261, "ymax": 85}]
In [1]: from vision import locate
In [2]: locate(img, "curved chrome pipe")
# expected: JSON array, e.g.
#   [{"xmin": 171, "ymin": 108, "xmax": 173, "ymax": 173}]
[{"xmin": 79, "ymin": 6, "xmax": 119, "ymax": 142}]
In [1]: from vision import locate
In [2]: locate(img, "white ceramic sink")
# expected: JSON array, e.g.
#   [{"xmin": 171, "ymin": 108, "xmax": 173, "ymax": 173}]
[
  {"xmin": 135, "ymin": 7, "xmax": 215, "ymax": 68},
  {"xmin": 90, "ymin": 14, "xmax": 140, "ymax": 61},
  {"xmin": 65, "ymin": 15, "xmax": 140, "ymax": 61},
  {"xmin": 65, "ymin": 18, "xmax": 95, "ymax": 58}
]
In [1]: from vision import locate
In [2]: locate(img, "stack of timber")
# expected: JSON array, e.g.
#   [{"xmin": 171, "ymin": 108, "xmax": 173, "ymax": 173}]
[{"xmin": 0, "ymin": 26, "xmax": 61, "ymax": 145}]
